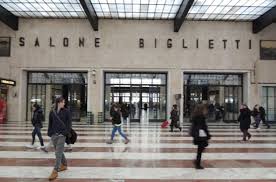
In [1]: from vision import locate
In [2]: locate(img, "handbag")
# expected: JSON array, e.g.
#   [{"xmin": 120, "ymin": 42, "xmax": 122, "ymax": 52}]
[{"xmin": 53, "ymin": 111, "xmax": 78, "ymax": 144}]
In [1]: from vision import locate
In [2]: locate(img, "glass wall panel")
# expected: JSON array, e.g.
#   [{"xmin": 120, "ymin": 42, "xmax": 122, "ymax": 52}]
[
  {"xmin": 27, "ymin": 72, "xmax": 87, "ymax": 122},
  {"xmin": 184, "ymin": 73, "xmax": 243, "ymax": 122},
  {"xmin": 104, "ymin": 72, "xmax": 167, "ymax": 122},
  {"xmin": 262, "ymin": 87, "xmax": 276, "ymax": 122}
]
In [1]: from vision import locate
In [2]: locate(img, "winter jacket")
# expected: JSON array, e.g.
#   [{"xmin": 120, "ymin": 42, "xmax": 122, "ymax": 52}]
[
  {"xmin": 47, "ymin": 108, "xmax": 72, "ymax": 137},
  {"xmin": 121, "ymin": 104, "xmax": 129, "ymax": 118},
  {"xmin": 112, "ymin": 111, "xmax": 122, "ymax": 126},
  {"xmin": 170, "ymin": 109, "xmax": 179, "ymax": 122},
  {"xmin": 259, "ymin": 106, "xmax": 266, "ymax": 120},
  {"xmin": 190, "ymin": 115, "xmax": 211, "ymax": 146},
  {"xmin": 238, "ymin": 108, "xmax": 251, "ymax": 130},
  {"xmin": 32, "ymin": 108, "xmax": 43, "ymax": 128}
]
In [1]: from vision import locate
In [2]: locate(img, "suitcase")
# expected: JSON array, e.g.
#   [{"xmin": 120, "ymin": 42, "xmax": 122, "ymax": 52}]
[{"xmin": 161, "ymin": 120, "xmax": 170, "ymax": 128}]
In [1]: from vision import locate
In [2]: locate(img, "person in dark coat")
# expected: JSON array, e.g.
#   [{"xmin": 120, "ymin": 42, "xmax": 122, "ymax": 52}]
[
  {"xmin": 121, "ymin": 103, "xmax": 129, "ymax": 123},
  {"xmin": 259, "ymin": 106, "xmax": 270, "ymax": 129},
  {"xmin": 190, "ymin": 104, "xmax": 211, "ymax": 169},
  {"xmin": 107, "ymin": 104, "xmax": 130, "ymax": 144},
  {"xmin": 109, "ymin": 103, "xmax": 116, "ymax": 120},
  {"xmin": 238, "ymin": 104, "xmax": 252, "ymax": 141},
  {"xmin": 48, "ymin": 96, "xmax": 72, "ymax": 180},
  {"xmin": 144, "ymin": 103, "xmax": 148, "ymax": 111},
  {"xmin": 170, "ymin": 104, "xmax": 182, "ymax": 132},
  {"xmin": 252, "ymin": 104, "xmax": 261, "ymax": 129},
  {"xmin": 29, "ymin": 103, "xmax": 47, "ymax": 152}
]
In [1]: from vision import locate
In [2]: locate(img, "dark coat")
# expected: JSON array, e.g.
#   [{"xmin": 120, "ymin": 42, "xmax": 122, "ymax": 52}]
[
  {"xmin": 238, "ymin": 108, "xmax": 251, "ymax": 130},
  {"xmin": 32, "ymin": 108, "xmax": 43, "ymax": 128},
  {"xmin": 190, "ymin": 115, "xmax": 211, "ymax": 147},
  {"xmin": 110, "ymin": 106, "xmax": 116, "ymax": 118},
  {"xmin": 47, "ymin": 108, "xmax": 72, "ymax": 137},
  {"xmin": 259, "ymin": 106, "xmax": 266, "ymax": 120},
  {"xmin": 121, "ymin": 104, "xmax": 129, "ymax": 118},
  {"xmin": 170, "ymin": 109, "xmax": 179, "ymax": 122},
  {"xmin": 112, "ymin": 111, "xmax": 122, "ymax": 125}
]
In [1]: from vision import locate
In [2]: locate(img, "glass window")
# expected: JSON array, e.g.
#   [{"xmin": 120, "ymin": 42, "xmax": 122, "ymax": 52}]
[
  {"xmin": 262, "ymin": 87, "xmax": 276, "ymax": 122},
  {"xmin": 260, "ymin": 40, "xmax": 276, "ymax": 60}
]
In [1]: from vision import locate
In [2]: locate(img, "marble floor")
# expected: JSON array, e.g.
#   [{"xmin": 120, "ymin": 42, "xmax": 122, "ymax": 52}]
[{"xmin": 0, "ymin": 121, "xmax": 275, "ymax": 182}]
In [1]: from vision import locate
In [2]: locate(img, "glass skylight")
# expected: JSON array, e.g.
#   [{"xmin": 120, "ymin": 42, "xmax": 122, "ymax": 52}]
[
  {"xmin": 0, "ymin": 0, "xmax": 86, "ymax": 18},
  {"xmin": 0, "ymin": 0, "xmax": 275, "ymax": 20},
  {"xmin": 187, "ymin": 0, "xmax": 276, "ymax": 21}
]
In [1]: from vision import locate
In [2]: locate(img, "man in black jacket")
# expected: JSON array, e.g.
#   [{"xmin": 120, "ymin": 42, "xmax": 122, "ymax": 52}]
[
  {"xmin": 28, "ymin": 103, "xmax": 47, "ymax": 153},
  {"xmin": 48, "ymin": 97, "xmax": 72, "ymax": 181}
]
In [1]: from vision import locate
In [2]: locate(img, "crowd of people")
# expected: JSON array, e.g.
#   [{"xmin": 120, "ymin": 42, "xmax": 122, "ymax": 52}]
[{"xmin": 28, "ymin": 99, "xmax": 271, "ymax": 180}]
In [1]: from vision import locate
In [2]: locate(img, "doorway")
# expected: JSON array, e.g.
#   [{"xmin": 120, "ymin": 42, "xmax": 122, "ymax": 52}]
[
  {"xmin": 27, "ymin": 72, "xmax": 87, "ymax": 122},
  {"xmin": 184, "ymin": 73, "xmax": 243, "ymax": 122},
  {"xmin": 104, "ymin": 72, "xmax": 167, "ymax": 122}
]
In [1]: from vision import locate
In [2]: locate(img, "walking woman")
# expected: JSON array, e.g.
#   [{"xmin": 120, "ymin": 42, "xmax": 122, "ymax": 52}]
[
  {"xmin": 238, "ymin": 104, "xmax": 252, "ymax": 141},
  {"xmin": 107, "ymin": 104, "xmax": 130, "ymax": 144},
  {"xmin": 48, "ymin": 97, "xmax": 72, "ymax": 180},
  {"xmin": 170, "ymin": 104, "xmax": 182, "ymax": 132},
  {"xmin": 190, "ymin": 104, "xmax": 211, "ymax": 169},
  {"xmin": 29, "ymin": 103, "xmax": 47, "ymax": 152}
]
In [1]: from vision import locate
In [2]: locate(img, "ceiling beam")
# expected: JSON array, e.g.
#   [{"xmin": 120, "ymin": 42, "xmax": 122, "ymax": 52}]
[
  {"xmin": 174, "ymin": 0, "xmax": 194, "ymax": 32},
  {"xmin": 253, "ymin": 6, "xmax": 276, "ymax": 34},
  {"xmin": 0, "ymin": 5, "xmax": 18, "ymax": 31},
  {"xmin": 80, "ymin": 0, "xmax": 98, "ymax": 31}
]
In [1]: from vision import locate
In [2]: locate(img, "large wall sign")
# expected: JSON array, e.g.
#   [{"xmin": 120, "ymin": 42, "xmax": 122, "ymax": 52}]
[
  {"xmin": 17, "ymin": 36, "xmax": 253, "ymax": 50},
  {"xmin": 139, "ymin": 38, "xmax": 252, "ymax": 50}
]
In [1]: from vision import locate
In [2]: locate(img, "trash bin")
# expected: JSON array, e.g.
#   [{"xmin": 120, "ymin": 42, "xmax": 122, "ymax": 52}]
[
  {"xmin": 98, "ymin": 112, "xmax": 103, "ymax": 123},
  {"xmin": 86, "ymin": 112, "xmax": 94, "ymax": 125}
]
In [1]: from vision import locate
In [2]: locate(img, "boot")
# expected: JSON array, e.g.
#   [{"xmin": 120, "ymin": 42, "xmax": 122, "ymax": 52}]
[
  {"xmin": 106, "ymin": 140, "xmax": 113, "ymax": 144},
  {"xmin": 58, "ymin": 164, "xmax": 67, "ymax": 172},
  {"xmin": 124, "ymin": 139, "xmax": 130, "ymax": 144},
  {"xmin": 247, "ymin": 133, "xmax": 251, "ymax": 140},
  {"xmin": 194, "ymin": 160, "xmax": 204, "ymax": 169},
  {"xmin": 48, "ymin": 170, "xmax": 58, "ymax": 181}
]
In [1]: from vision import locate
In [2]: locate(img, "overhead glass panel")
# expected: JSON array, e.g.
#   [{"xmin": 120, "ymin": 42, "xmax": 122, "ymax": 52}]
[
  {"xmin": 187, "ymin": 0, "xmax": 276, "ymax": 21},
  {"xmin": 0, "ymin": 0, "xmax": 86, "ymax": 18},
  {"xmin": 0, "ymin": 0, "xmax": 275, "ymax": 20}
]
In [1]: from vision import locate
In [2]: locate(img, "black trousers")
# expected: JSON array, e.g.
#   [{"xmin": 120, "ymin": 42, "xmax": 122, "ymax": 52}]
[
  {"xmin": 260, "ymin": 117, "xmax": 270, "ymax": 128},
  {"xmin": 170, "ymin": 120, "xmax": 181, "ymax": 131},
  {"xmin": 241, "ymin": 129, "xmax": 251, "ymax": 140},
  {"xmin": 196, "ymin": 145, "xmax": 206, "ymax": 166},
  {"xmin": 32, "ymin": 126, "xmax": 44, "ymax": 146}
]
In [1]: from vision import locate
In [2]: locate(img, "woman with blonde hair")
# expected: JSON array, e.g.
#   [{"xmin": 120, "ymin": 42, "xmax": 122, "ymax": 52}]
[{"xmin": 190, "ymin": 104, "xmax": 211, "ymax": 169}]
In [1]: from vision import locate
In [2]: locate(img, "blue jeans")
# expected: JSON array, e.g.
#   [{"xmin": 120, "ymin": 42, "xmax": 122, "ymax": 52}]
[
  {"xmin": 111, "ymin": 126, "xmax": 127, "ymax": 140},
  {"xmin": 32, "ymin": 126, "xmax": 44, "ymax": 146}
]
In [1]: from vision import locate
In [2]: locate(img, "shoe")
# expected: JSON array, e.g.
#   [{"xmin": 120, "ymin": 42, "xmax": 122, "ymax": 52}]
[
  {"xmin": 248, "ymin": 134, "xmax": 251, "ymax": 140},
  {"xmin": 179, "ymin": 127, "xmax": 182, "ymax": 132},
  {"xmin": 26, "ymin": 144, "xmax": 35, "ymax": 149},
  {"xmin": 65, "ymin": 148, "xmax": 72, "ymax": 152},
  {"xmin": 169, "ymin": 130, "xmax": 173, "ymax": 132},
  {"xmin": 195, "ymin": 165, "xmax": 204, "ymax": 169},
  {"xmin": 40, "ymin": 146, "xmax": 48, "ymax": 153},
  {"xmin": 124, "ymin": 139, "xmax": 130, "ymax": 144},
  {"xmin": 267, "ymin": 126, "xmax": 271, "ymax": 129},
  {"xmin": 58, "ymin": 164, "xmax": 67, "ymax": 172},
  {"xmin": 106, "ymin": 140, "xmax": 113, "ymax": 144},
  {"xmin": 242, "ymin": 138, "xmax": 246, "ymax": 141},
  {"xmin": 48, "ymin": 170, "xmax": 58, "ymax": 181}
]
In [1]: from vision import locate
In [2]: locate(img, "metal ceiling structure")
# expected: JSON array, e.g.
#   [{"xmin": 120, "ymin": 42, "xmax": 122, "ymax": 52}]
[{"xmin": 0, "ymin": 0, "xmax": 275, "ymax": 33}]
